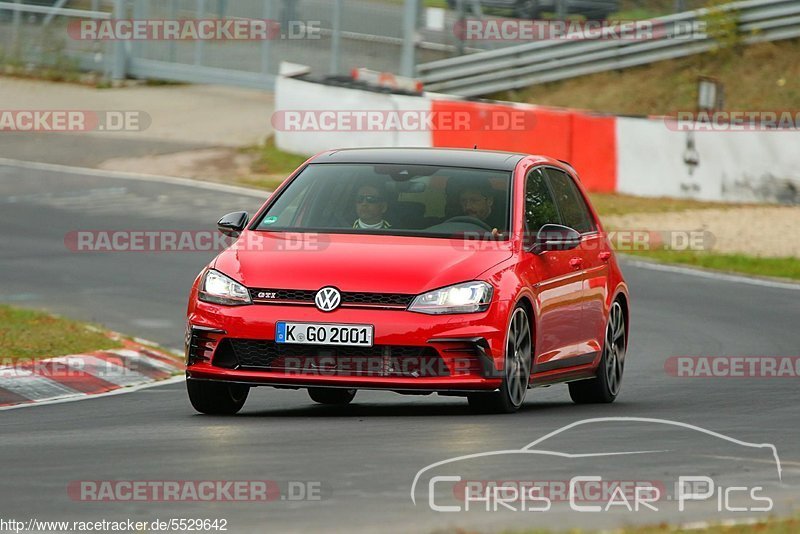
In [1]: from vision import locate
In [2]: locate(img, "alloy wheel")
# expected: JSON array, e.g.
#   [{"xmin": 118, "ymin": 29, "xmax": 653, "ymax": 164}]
[
  {"xmin": 505, "ymin": 307, "xmax": 533, "ymax": 407},
  {"xmin": 604, "ymin": 301, "xmax": 626, "ymax": 396}
]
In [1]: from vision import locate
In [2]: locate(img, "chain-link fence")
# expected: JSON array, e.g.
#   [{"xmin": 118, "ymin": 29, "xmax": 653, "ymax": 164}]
[
  {"xmin": 0, "ymin": 1, "xmax": 114, "ymax": 80},
  {"xmin": 617, "ymin": 0, "xmax": 711, "ymax": 18},
  {"xmin": 0, "ymin": 0, "xmax": 450, "ymax": 88},
  {"xmin": 0, "ymin": 0, "xmax": 730, "ymax": 89}
]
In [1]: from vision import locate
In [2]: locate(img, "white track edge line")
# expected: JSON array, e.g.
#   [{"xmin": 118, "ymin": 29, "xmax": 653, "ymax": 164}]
[
  {"xmin": 623, "ymin": 258, "xmax": 800, "ymax": 291},
  {"xmin": 0, "ymin": 157, "xmax": 269, "ymax": 198}
]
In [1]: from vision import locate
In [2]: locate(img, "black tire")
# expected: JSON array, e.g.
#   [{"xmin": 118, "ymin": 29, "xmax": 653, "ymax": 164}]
[
  {"xmin": 569, "ymin": 300, "xmax": 626, "ymax": 404},
  {"xmin": 187, "ymin": 379, "xmax": 249, "ymax": 415},
  {"xmin": 308, "ymin": 387, "xmax": 356, "ymax": 405},
  {"xmin": 468, "ymin": 304, "xmax": 532, "ymax": 414}
]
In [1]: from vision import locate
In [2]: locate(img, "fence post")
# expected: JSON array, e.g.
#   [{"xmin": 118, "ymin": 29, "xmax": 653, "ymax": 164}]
[
  {"xmin": 168, "ymin": 0, "xmax": 177, "ymax": 62},
  {"xmin": 194, "ymin": 0, "xmax": 206, "ymax": 65},
  {"xmin": 261, "ymin": 0, "xmax": 273, "ymax": 74},
  {"xmin": 131, "ymin": 0, "xmax": 145, "ymax": 62},
  {"xmin": 329, "ymin": 0, "xmax": 343, "ymax": 75},
  {"xmin": 555, "ymin": 0, "xmax": 567, "ymax": 19},
  {"xmin": 11, "ymin": 0, "xmax": 22, "ymax": 58},
  {"xmin": 111, "ymin": 0, "xmax": 127, "ymax": 82},
  {"xmin": 43, "ymin": 0, "xmax": 70, "ymax": 26},
  {"xmin": 400, "ymin": 0, "xmax": 418, "ymax": 77}
]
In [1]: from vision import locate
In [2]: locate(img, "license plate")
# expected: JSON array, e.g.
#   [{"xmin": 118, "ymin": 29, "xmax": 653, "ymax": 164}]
[{"xmin": 275, "ymin": 322, "xmax": 373, "ymax": 347}]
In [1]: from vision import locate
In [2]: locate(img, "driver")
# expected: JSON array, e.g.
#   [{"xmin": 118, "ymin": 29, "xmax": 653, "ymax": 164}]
[
  {"xmin": 459, "ymin": 184, "xmax": 504, "ymax": 232},
  {"xmin": 353, "ymin": 183, "xmax": 392, "ymax": 230}
]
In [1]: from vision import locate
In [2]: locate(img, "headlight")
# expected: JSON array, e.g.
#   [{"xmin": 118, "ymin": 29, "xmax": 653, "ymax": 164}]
[
  {"xmin": 408, "ymin": 281, "xmax": 493, "ymax": 315},
  {"xmin": 198, "ymin": 269, "xmax": 252, "ymax": 306}
]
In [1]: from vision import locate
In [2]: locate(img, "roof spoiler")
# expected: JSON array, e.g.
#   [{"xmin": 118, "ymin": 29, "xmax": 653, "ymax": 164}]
[
  {"xmin": 557, "ymin": 159, "xmax": 575, "ymax": 169},
  {"xmin": 557, "ymin": 159, "xmax": 578, "ymax": 178}
]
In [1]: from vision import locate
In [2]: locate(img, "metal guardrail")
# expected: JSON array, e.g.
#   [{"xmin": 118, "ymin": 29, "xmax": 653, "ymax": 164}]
[
  {"xmin": 417, "ymin": 0, "xmax": 800, "ymax": 96},
  {"xmin": 0, "ymin": 1, "xmax": 108, "ymax": 19}
]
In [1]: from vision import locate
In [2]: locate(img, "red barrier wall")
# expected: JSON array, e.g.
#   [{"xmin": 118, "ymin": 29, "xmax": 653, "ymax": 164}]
[
  {"xmin": 569, "ymin": 112, "xmax": 617, "ymax": 192},
  {"xmin": 431, "ymin": 99, "xmax": 617, "ymax": 192}
]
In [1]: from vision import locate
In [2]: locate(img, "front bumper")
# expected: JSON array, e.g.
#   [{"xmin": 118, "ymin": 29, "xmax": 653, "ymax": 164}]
[{"xmin": 185, "ymin": 299, "xmax": 511, "ymax": 391}]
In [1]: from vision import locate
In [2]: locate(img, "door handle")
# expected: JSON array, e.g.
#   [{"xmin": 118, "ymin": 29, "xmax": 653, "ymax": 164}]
[
  {"xmin": 569, "ymin": 257, "xmax": 583, "ymax": 270},
  {"xmin": 599, "ymin": 251, "xmax": 612, "ymax": 262}
]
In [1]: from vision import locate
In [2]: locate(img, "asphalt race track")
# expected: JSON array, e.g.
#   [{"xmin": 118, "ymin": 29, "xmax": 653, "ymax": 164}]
[{"xmin": 1, "ymin": 162, "xmax": 798, "ymax": 533}]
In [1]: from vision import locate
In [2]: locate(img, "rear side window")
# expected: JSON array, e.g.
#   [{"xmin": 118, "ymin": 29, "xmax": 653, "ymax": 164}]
[
  {"xmin": 524, "ymin": 168, "xmax": 560, "ymax": 233},
  {"xmin": 544, "ymin": 168, "xmax": 596, "ymax": 234}
]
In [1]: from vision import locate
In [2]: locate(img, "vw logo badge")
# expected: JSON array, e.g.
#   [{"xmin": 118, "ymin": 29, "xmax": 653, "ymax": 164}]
[{"xmin": 315, "ymin": 287, "xmax": 341, "ymax": 312}]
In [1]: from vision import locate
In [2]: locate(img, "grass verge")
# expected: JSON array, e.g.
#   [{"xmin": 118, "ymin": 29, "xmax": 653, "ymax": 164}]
[
  {"xmin": 500, "ymin": 515, "xmax": 800, "ymax": 533},
  {"xmin": 623, "ymin": 249, "xmax": 800, "ymax": 281},
  {"xmin": 250, "ymin": 136, "xmax": 308, "ymax": 175},
  {"xmin": 237, "ymin": 136, "xmax": 308, "ymax": 191},
  {"xmin": 493, "ymin": 39, "xmax": 800, "ymax": 116},
  {"xmin": 379, "ymin": 0, "xmax": 449, "ymax": 7},
  {"xmin": 0, "ymin": 305, "xmax": 122, "ymax": 361},
  {"xmin": 587, "ymin": 193, "xmax": 738, "ymax": 217}
]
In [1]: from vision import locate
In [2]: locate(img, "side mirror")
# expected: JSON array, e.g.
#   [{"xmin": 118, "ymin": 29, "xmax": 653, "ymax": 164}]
[
  {"xmin": 217, "ymin": 211, "xmax": 249, "ymax": 238},
  {"xmin": 531, "ymin": 224, "xmax": 581, "ymax": 254}
]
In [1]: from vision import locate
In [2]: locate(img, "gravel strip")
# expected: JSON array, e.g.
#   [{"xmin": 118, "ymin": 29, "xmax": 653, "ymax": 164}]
[{"xmin": 604, "ymin": 207, "xmax": 800, "ymax": 258}]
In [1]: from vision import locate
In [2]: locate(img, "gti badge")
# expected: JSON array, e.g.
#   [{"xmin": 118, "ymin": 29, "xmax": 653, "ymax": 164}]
[{"xmin": 315, "ymin": 287, "xmax": 341, "ymax": 312}]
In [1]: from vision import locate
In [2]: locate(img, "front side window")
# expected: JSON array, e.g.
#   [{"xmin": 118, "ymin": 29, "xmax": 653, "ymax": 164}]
[
  {"xmin": 544, "ymin": 168, "xmax": 596, "ymax": 234},
  {"xmin": 524, "ymin": 168, "xmax": 560, "ymax": 235},
  {"xmin": 254, "ymin": 164, "xmax": 512, "ymax": 239}
]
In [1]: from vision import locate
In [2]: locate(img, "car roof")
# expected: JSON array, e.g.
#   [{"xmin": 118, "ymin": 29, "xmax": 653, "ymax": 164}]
[{"xmin": 312, "ymin": 147, "xmax": 527, "ymax": 171}]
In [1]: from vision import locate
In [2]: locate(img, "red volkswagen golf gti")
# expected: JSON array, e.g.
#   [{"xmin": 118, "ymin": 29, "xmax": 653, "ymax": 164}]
[{"xmin": 185, "ymin": 148, "xmax": 629, "ymax": 414}]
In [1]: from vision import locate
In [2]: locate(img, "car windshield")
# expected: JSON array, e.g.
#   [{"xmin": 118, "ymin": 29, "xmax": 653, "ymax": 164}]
[{"xmin": 254, "ymin": 163, "xmax": 512, "ymax": 239}]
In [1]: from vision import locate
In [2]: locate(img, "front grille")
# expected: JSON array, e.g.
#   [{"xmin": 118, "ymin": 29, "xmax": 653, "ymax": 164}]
[
  {"xmin": 252, "ymin": 289, "xmax": 316, "ymax": 301},
  {"xmin": 211, "ymin": 338, "xmax": 238, "ymax": 369},
  {"xmin": 249, "ymin": 288, "xmax": 414, "ymax": 309},
  {"xmin": 342, "ymin": 292, "xmax": 412, "ymax": 306},
  {"xmin": 216, "ymin": 339, "xmax": 449, "ymax": 377}
]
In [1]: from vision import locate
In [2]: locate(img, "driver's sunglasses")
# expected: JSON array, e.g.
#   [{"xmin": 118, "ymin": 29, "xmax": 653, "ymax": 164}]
[{"xmin": 356, "ymin": 195, "xmax": 384, "ymax": 204}]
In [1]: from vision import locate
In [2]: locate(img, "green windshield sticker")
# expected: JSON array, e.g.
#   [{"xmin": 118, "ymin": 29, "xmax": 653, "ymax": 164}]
[{"xmin": 263, "ymin": 216, "xmax": 278, "ymax": 225}]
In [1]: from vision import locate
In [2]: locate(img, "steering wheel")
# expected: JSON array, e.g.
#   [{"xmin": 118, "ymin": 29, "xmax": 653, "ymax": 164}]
[{"xmin": 442, "ymin": 216, "xmax": 493, "ymax": 232}]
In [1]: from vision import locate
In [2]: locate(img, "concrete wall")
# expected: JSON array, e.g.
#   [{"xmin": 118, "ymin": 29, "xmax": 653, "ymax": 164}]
[
  {"xmin": 274, "ymin": 75, "xmax": 430, "ymax": 155},
  {"xmin": 616, "ymin": 117, "xmax": 800, "ymax": 203},
  {"xmin": 275, "ymin": 74, "xmax": 800, "ymax": 203}
]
